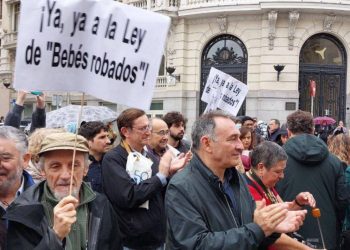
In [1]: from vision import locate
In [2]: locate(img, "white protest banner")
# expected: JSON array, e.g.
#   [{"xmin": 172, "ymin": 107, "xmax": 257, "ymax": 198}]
[
  {"xmin": 201, "ymin": 67, "xmax": 248, "ymax": 116},
  {"xmin": 14, "ymin": 0, "xmax": 170, "ymax": 110}
]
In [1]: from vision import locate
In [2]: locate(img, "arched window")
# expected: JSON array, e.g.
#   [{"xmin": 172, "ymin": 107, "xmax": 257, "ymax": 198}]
[
  {"xmin": 202, "ymin": 35, "xmax": 247, "ymax": 66},
  {"xmin": 300, "ymin": 36, "xmax": 344, "ymax": 65}
]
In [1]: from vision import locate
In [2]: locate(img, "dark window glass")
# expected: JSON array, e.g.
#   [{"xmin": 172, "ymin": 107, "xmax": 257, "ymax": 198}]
[
  {"xmin": 203, "ymin": 35, "xmax": 247, "ymax": 66},
  {"xmin": 301, "ymin": 37, "xmax": 343, "ymax": 65},
  {"xmin": 158, "ymin": 55, "xmax": 165, "ymax": 76},
  {"xmin": 150, "ymin": 101, "xmax": 163, "ymax": 110}
]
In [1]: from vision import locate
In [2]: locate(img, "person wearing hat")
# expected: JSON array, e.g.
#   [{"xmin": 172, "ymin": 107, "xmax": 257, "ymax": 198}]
[
  {"xmin": 5, "ymin": 132, "xmax": 122, "ymax": 249},
  {"xmin": 275, "ymin": 129, "xmax": 289, "ymax": 146}
]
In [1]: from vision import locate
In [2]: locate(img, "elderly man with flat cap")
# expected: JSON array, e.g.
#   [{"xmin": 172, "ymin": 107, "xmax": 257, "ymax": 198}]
[{"xmin": 5, "ymin": 132, "xmax": 122, "ymax": 250}]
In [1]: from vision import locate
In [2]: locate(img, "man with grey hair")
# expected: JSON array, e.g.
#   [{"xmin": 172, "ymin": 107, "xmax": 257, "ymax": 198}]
[
  {"xmin": 0, "ymin": 126, "xmax": 34, "ymax": 249},
  {"xmin": 165, "ymin": 110, "xmax": 307, "ymax": 249},
  {"xmin": 268, "ymin": 119, "xmax": 281, "ymax": 142},
  {"xmin": 5, "ymin": 132, "xmax": 122, "ymax": 249}
]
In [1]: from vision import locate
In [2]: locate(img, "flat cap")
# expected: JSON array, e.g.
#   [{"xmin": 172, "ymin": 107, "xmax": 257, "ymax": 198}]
[{"xmin": 39, "ymin": 132, "xmax": 89, "ymax": 155}]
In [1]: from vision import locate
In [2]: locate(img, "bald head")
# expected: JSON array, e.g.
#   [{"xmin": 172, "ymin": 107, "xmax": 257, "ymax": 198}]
[{"xmin": 149, "ymin": 118, "xmax": 169, "ymax": 153}]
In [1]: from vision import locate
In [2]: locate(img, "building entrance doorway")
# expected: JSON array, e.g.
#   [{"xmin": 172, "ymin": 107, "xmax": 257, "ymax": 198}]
[{"xmin": 299, "ymin": 33, "xmax": 346, "ymax": 122}]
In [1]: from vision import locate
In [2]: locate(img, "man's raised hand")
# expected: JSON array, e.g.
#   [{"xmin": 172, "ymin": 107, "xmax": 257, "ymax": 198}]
[{"xmin": 52, "ymin": 195, "xmax": 78, "ymax": 241}]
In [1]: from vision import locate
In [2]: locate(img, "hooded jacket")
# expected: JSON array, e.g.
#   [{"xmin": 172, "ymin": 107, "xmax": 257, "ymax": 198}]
[
  {"xmin": 5, "ymin": 181, "xmax": 122, "ymax": 250},
  {"xmin": 276, "ymin": 134, "xmax": 350, "ymax": 250}
]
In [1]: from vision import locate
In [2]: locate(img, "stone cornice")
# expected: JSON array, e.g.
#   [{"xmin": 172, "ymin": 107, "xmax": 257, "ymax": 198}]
[{"xmin": 178, "ymin": 1, "xmax": 350, "ymax": 17}]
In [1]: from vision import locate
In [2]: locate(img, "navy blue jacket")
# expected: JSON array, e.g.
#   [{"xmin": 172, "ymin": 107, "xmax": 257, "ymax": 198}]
[
  {"xmin": 0, "ymin": 170, "xmax": 34, "ymax": 249},
  {"xmin": 85, "ymin": 155, "xmax": 103, "ymax": 193}
]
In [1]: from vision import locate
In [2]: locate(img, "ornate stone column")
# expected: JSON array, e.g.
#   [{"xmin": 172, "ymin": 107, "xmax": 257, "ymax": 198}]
[
  {"xmin": 288, "ymin": 11, "xmax": 300, "ymax": 50},
  {"xmin": 268, "ymin": 11, "xmax": 278, "ymax": 50}
]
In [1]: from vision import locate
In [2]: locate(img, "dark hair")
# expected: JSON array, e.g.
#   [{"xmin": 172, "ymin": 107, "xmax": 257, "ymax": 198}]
[
  {"xmin": 163, "ymin": 111, "xmax": 187, "ymax": 129},
  {"xmin": 191, "ymin": 110, "xmax": 235, "ymax": 150},
  {"xmin": 251, "ymin": 141, "xmax": 288, "ymax": 170},
  {"xmin": 271, "ymin": 119, "xmax": 280, "ymax": 127},
  {"xmin": 275, "ymin": 129, "xmax": 288, "ymax": 146},
  {"xmin": 287, "ymin": 110, "xmax": 314, "ymax": 134},
  {"xmin": 117, "ymin": 108, "xmax": 146, "ymax": 139},
  {"xmin": 239, "ymin": 126, "xmax": 254, "ymax": 150},
  {"xmin": 241, "ymin": 116, "xmax": 254, "ymax": 126},
  {"xmin": 78, "ymin": 121, "xmax": 108, "ymax": 141}
]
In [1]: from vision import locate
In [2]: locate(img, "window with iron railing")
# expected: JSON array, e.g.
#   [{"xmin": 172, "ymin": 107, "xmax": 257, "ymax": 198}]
[{"xmin": 13, "ymin": 2, "xmax": 20, "ymax": 32}]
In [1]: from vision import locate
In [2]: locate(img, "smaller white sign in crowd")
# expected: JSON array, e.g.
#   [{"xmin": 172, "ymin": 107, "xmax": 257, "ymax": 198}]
[{"xmin": 201, "ymin": 67, "xmax": 249, "ymax": 116}]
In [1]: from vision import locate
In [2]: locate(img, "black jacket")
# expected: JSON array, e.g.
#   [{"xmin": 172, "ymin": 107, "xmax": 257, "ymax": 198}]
[
  {"xmin": 102, "ymin": 144, "xmax": 166, "ymax": 248},
  {"xmin": 5, "ymin": 181, "xmax": 122, "ymax": 250},
  {"xmin": 85, "ymin": 155, "xmax": 104, "ymax": 193},
  {"xmin": 5, "ymin": 103, "xmax": 46, "ymax": 133},
  {"xmin": 268, "ymin": 128, "xmax": 280, "ymax": 142},
  {"xmin": 165, "ymin": 154, "xmax": 277, "ymax": 250},
  {"xmin": 276, "ymin": 134, "xmax": 350, "ymax": 250}
]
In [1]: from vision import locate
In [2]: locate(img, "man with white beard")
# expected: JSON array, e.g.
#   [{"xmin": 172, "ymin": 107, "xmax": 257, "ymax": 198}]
[{"xmin": 5, "ymin": 132, "xmax": 122, "ymax": 249}]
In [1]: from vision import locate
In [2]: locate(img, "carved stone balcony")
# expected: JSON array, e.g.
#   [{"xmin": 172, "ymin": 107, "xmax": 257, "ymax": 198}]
[
  {"xmin": 155, "ymin": 75, "xmax": 177, "ymax": 88},
  {"xmin": 2, "ymin": 31, "xmax": 18, "ymax": 50},
  {"xmin": 124, "ymin": 0, "xmax": 179, "ymax": 15},
  {"xmin": 125, "ymin": 0, "xmax": 350, "ymax": 16}
]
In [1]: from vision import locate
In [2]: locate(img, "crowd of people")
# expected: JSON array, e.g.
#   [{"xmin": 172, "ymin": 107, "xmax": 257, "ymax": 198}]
[{"xmin": 1, "ymin": 91, "xmax": 350, "ymax": 250}]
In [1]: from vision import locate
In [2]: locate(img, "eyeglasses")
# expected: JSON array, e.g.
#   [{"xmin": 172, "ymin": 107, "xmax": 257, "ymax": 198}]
[
  {"xmin": 152, "ymin": 130, "xmax": 170, "ymax": 136},
  {"xmin": 132, "ymin": 124, "xmax": 152, "ymax": 133}
]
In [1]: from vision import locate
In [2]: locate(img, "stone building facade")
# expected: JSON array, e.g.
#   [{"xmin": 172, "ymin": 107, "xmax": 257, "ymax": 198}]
[{"xmin": 1, "ymin": 0, "xmax": 350, "ymax": 128}]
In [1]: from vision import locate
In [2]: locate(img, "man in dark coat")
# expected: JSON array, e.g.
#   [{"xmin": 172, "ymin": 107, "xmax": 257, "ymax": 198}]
[
  {"xmin": 102, "ymin": 108, "xmax": 187, "ymax": 249},
  {"xmin": 267, "ymin": 119, "xmax": 281, "ymax": 142},
  {"xmin": 276, "ymin": 110, "xmax": 350, "ymax": 250},
  {"xmin": 0, "ymin": 126, "xmax": 34, "ymax": 249},
  {"xmin": 78, "ymin": 121, "xmax": 111, "ymax": 193},
  {"xmin": 5, "ymin": 132, "xmax": 122, "ymax": 249},
  {"xmin": 165, "ymin": 110, "xmax": 307, "ymax": 249}
]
